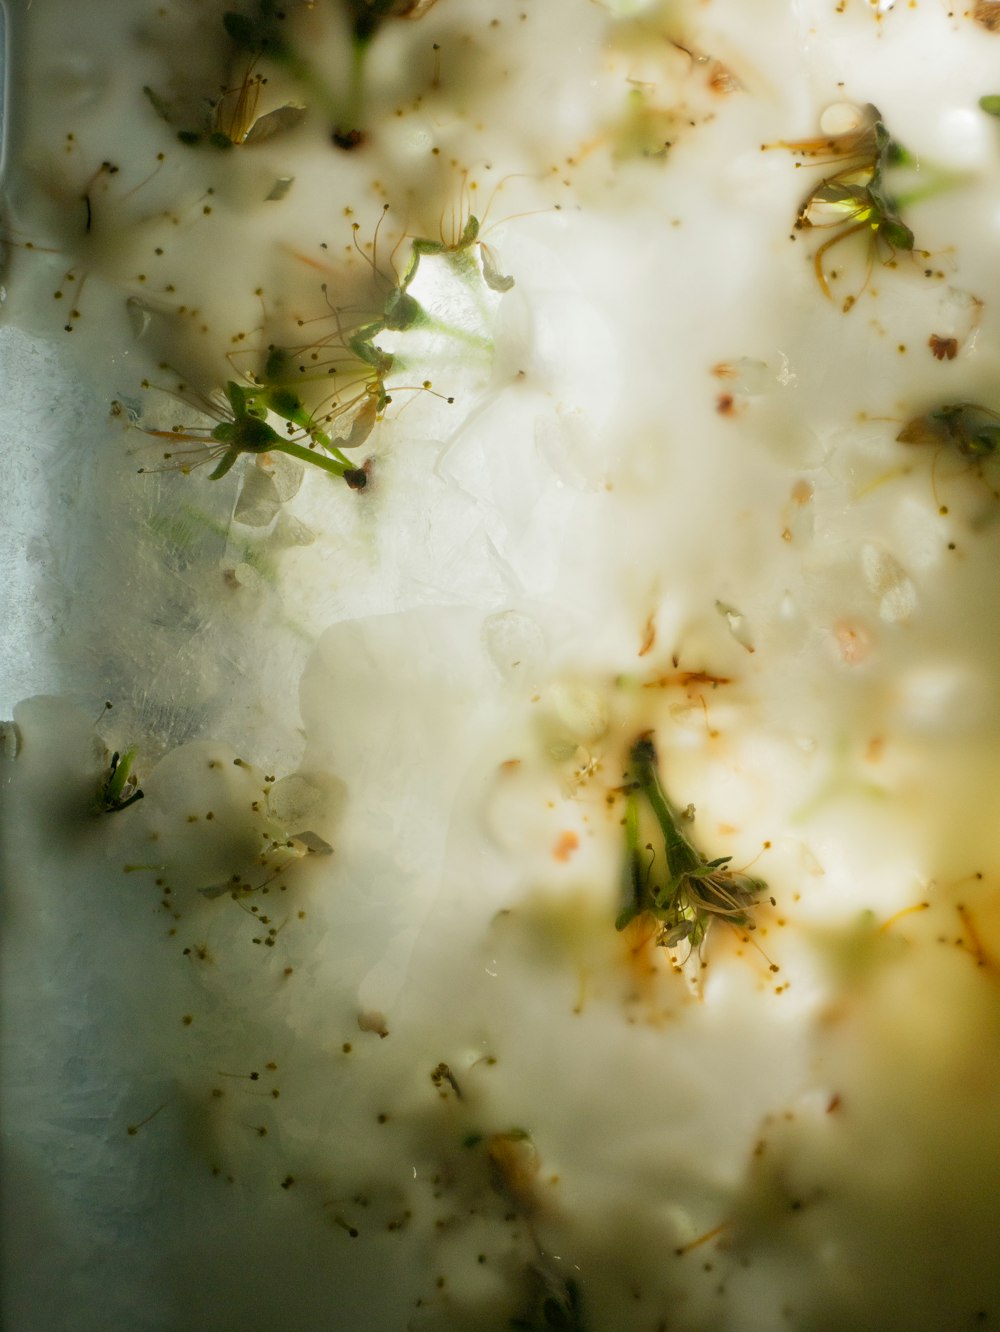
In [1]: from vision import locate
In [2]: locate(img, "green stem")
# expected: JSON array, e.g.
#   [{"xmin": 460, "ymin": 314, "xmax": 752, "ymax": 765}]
[
  {"xmin": 893, "ymin": 170, "xmax": 967, "ymax": 212},
  {"xmin": 277, "ymin": 46, "xmax": 342, "ymax": 127},
  {"xmin": 277, "ymin": 406, "xmax": 354, "ymax": 467},
  {"xmin": 314, "ymin": 433, "xmax": 355, "ymax": 468},
  {"xmin": 418, "ymin": 312, "xmax": 494, "ymax": 354},
  {"xmin": 341, "ymin": 35, "xmax": 369, "ymax": 135},
  {"xmin": 273, "ymin": 440, "xmax": 353, "ymax": 478},
  {"xmin": 616, "ymin": 791, "xmax": 645, "ymax": 930},
  {"xmin": 629, "ymin": 738, "xmax": 701, "ymax": 877}
]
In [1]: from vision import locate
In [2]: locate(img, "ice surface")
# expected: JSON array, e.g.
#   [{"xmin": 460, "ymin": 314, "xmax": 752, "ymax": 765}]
[{"xmin": 6, "ymin": 2, "xmax": 1000, "ymax": 1331}]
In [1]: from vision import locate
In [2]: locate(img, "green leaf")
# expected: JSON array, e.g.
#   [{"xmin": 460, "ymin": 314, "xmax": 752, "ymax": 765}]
[
  {"xmin": 225, "ymin": 381, "xmax": 249, "ymax": 415},
  {"xmin": 209, "ymin": 448, "xmax": 241, "ymax": 480}
]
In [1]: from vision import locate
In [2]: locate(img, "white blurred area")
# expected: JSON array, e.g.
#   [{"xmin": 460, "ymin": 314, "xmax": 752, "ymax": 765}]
[{"xmin": 5, "ymin": 2, "xmax": 1000, "ymax": 1330}]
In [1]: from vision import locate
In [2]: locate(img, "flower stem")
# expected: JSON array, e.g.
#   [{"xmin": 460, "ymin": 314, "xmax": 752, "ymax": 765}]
[
  {"xmin": 629, "ymin": 737, "xmax": 701, "ymax": 877},
  {"xmin": 615, "ymin": 791, "xmax": 645, "ymax": 930},
  {"xmin": 273, "ymin": 440, "xmax": 353, "ymax": 478}
]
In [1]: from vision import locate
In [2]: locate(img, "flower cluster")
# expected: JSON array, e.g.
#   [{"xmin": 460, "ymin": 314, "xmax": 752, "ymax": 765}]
[{"xmin": 617, "ymin": 735, "xmax": 764, "ymax": 952}]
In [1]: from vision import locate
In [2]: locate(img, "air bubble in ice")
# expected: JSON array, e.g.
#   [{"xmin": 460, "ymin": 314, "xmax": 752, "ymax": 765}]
[
  {"xmin": 541, "ymin": 679, "xmax": 608, "ymax": 758},
  {"xmin": 862, "ymin": 545, "xmax": 916, "ymax": 623},
  {"xmin": 482, "ymin": 610, "xmax": 545, "ymax": 683},
  {"xmin": 268, "ymin": 774, "xmax": 322, "ymax": 826},
  {"xmin": 820, "ymin": 103, "xmax": 866, "ymax": 136}
]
